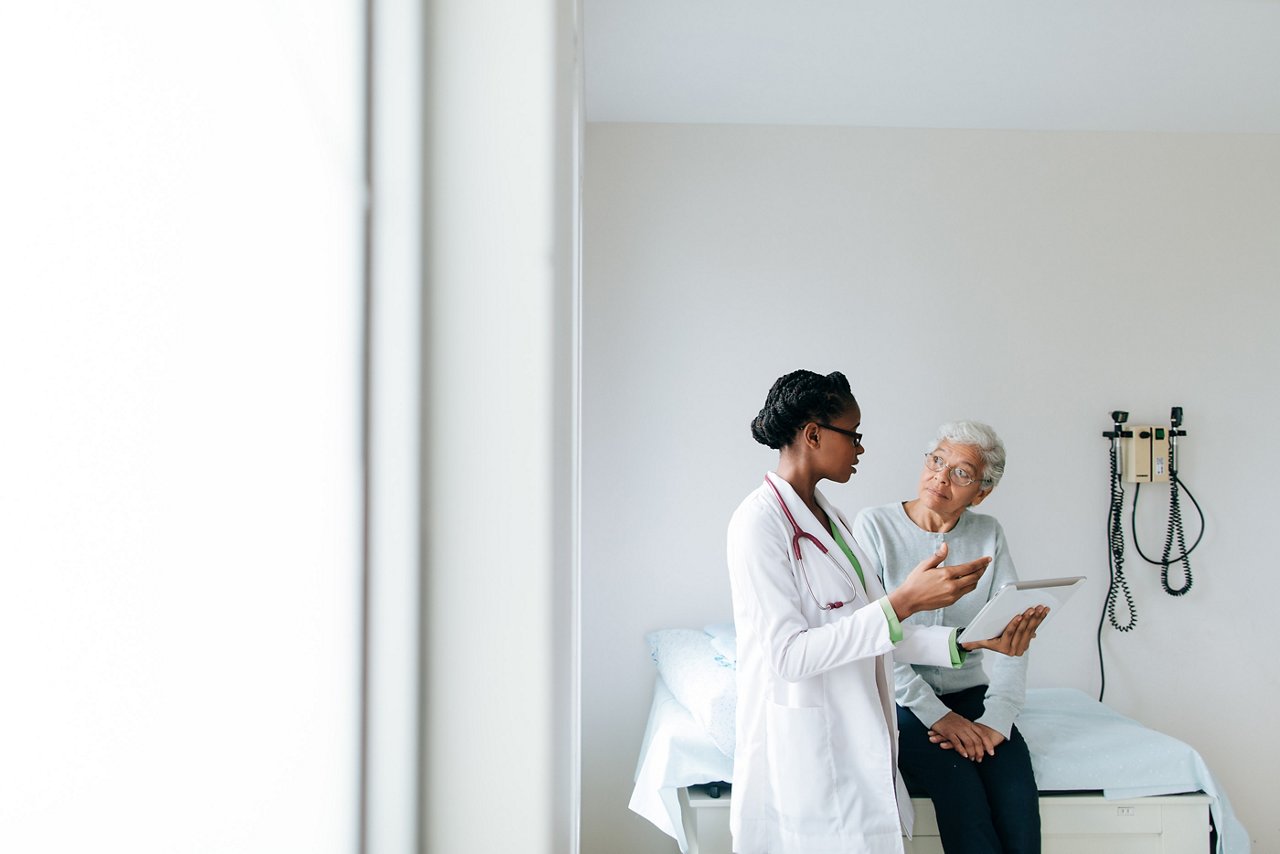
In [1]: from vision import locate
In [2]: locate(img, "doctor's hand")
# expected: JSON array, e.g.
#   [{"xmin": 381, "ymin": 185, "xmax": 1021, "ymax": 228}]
[
  {"xmin": 959, "ymin": 606, "xmax": 1048, "ymax": 657},
  {"xmin": 927, "ymin": 713, "xmax": 1005, "ymax": 762},
  {"xmin": 887, "ymin": 542, "xmax": 991, "ymax": 620}
]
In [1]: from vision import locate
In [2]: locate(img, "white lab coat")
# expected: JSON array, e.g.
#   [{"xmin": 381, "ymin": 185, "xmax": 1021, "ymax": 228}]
[{"xmin": 726, "ymin": 473, "xmax": 956, "ymax": 854}]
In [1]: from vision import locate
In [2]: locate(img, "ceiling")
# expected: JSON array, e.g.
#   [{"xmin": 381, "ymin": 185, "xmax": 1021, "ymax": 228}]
[{"xmin": 583, "ymin": 0, "xmax": 1280, "ymax": 133}]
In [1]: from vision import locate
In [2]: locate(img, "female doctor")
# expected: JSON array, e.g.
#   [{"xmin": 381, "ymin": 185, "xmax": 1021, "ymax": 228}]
[{"xmin": 727, "ymin": 370, "xmax": 1041, "ymax": 854}]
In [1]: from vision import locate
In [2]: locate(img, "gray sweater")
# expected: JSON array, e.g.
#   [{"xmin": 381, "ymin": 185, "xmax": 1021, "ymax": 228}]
[{"xmin": 851, "ymin": 502, "xmax": 1026, "ymax": 738}]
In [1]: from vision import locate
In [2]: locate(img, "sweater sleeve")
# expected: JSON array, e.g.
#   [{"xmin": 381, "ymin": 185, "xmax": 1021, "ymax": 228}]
[{"xmin": 974, "ymin": 520, "xmax": 1027, "ymax": 738}]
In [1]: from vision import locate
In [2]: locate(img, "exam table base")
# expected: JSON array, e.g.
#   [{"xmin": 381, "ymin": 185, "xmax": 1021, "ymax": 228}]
[{"xmin": 677, "ymin": 788, "xmax": 1213, "ymax": 854}]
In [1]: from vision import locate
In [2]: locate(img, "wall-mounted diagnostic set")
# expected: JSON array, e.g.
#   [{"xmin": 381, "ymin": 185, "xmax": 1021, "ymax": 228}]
[
  {"xmin": 1118, "ymin": 423, "xmax": 1170, "ymax": 484},
  {"xmin": 1097, "ymin": 407, "xmax": 1206, "ymax": 699}
]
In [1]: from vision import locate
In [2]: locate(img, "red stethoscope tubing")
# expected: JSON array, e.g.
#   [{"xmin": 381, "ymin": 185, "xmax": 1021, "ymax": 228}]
[{"xmin": 764, "ymin": 476, "xmax": 856, "ymax": 610}]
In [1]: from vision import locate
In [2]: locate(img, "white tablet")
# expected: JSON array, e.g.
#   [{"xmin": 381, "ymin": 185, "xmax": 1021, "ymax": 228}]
[{"xmin": 956, "ymin": 576, "xmax": 1086, "ymax": 644}]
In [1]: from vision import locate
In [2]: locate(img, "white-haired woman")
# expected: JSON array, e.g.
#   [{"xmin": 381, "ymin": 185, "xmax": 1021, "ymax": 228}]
[{"xmin": 852, "ymin": 421, "xmax": 1042, "ymax": 854}]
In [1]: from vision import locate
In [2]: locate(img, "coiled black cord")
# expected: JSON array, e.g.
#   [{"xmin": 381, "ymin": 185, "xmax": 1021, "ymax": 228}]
[
  {"xmin": 1105, "ymin": 441, "xmax": 1137, "ymax": 632},
  {"xmin": 1161, "ymin": 474, "xmax": 1194, "ymax": 595},
  {"xmin": 1131, "ymin": 473, "xmax": 1204, "ymax": 597},
  {"xmin": 1097, "ymin": 438, "xmax": 1136, "ymax": 701}
]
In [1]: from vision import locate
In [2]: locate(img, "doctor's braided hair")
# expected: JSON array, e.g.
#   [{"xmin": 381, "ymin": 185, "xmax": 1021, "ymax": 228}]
[{"xmin": 751, "ymin": 370, "xmax": 857, "ymax": 450}]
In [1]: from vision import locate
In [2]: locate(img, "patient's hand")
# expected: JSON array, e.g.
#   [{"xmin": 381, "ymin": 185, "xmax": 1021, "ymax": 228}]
[
  {"xmin": 927, "ymin": 713, "xmax": 1005, "ymax": 761},
  {"xmin": 960, "ymin": 606, "xmax": 1047, "ymax": 657}
]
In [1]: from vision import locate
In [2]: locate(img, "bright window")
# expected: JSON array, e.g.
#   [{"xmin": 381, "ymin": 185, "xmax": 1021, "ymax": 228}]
[{"xmin": 0, "ymin": 3, "xmax": 363, "ymax": 851}]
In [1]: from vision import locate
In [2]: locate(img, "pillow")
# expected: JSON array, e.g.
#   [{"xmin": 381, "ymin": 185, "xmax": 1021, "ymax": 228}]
[
  {"xmin": 703, "ymin": 621, "xmax": 737, "ymax": 667},
  {"xmin": 646, "ymin": 628, "xmax": 737, "ymax": 758}
]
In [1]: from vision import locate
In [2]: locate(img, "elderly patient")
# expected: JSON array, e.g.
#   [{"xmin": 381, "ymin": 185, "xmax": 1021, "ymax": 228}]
[{"xmin": 852, "ymin": 421, "xmax": 1040, "ymax": 854}]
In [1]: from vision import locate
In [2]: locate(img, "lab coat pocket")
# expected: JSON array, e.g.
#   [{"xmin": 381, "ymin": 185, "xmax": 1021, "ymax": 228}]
[{"xmin": 765, "ymin": 701, "xmax": 837, "ymax": 834}]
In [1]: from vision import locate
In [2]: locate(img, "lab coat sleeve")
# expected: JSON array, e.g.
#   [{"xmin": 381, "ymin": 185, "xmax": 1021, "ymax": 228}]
[
  {"xmin": 728, "ymin": 497, "xmax": 897, "ymax": 683},
  {"xmin": 974, "ymin": 522, "xmax": 1028, "ymax": 739},
  {"xmin": 893, "ymin": 623, "xmax": 960, "ymax": 669}
]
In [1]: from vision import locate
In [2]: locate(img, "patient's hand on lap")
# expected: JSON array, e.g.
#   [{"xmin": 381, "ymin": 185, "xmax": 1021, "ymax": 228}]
[{"xmin": 927, "ymin": 712, "xmax": 1005, "ymax": 762}]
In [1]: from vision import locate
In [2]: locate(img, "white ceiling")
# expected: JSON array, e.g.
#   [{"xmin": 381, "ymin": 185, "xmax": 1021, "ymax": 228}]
[{"xmin": 583, "ymin": 0, "xmax": 1280, "ymax": 133}]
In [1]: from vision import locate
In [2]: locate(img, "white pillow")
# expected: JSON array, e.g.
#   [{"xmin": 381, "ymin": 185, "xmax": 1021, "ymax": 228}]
[{"xmin": 646, "ymin": 628, "xmax": 737, "ymax": 758}]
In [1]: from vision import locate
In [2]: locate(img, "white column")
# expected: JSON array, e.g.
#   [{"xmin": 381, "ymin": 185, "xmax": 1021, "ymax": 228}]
[
  {"xmin": 365, "ymin": 0, "xmax": 426, "ymax": 851},
  {"xmin": 421, "ymin": 1, "xmax": 580, "ymax": 852}
]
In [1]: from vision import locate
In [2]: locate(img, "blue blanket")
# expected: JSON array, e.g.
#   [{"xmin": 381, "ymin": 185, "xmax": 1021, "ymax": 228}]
[{"xmin": 1019, "ymin": 687, "xmax": 1248, "ymax": 853}]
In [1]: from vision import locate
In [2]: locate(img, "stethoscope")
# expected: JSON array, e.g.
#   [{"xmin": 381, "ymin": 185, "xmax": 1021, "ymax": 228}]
[{"xmin": 764, "ymin": 476, "xmax": 861, "ymax": 611}]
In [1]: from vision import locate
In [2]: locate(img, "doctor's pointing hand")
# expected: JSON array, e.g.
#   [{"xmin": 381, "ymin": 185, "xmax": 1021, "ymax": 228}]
[{"xmin": 886, "ymin": 540, "xmax": 986, "ymax": 615}]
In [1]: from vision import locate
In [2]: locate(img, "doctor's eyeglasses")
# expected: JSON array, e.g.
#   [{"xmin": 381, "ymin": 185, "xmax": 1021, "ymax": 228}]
[
  {"xmin": 924, "ymin": 453, "xmax": 980, "ymax": 487},
  {"xmin": 816, "ymin": 423, "xmax": 863, "ymax": 445}
]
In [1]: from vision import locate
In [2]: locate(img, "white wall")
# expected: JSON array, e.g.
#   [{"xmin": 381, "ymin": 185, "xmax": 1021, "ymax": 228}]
[{"xmin": 582, "ymin": 122, "xmax": 1279, "ymax": 854}]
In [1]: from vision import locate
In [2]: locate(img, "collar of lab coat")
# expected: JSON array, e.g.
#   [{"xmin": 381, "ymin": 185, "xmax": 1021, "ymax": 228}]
[{"xmin": 764, "ymin": 471, "xmax": 868, "ymax": 599}]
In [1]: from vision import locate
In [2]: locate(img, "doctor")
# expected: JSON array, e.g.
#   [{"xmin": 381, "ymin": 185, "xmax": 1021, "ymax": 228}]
[{"xmin": 727, "ymin": 370, "xmax": 1040, "ymax": 854}]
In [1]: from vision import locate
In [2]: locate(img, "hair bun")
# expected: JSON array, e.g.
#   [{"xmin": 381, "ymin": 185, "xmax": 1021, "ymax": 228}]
[{"xmin": 750, "ymin": 369, "xmax": 856, "ymax": 450}]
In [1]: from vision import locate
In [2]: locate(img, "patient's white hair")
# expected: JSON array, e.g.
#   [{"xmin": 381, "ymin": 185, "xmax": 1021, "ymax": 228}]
[{"xmin": 924, "ymin": 420, "xmax": 1006, "ymax": 490}]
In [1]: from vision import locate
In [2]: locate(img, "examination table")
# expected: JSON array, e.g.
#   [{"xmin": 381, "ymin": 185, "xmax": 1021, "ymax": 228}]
[{"xmin": 631, "ymin": 627, "xmax": 1248, "ymax": 854}]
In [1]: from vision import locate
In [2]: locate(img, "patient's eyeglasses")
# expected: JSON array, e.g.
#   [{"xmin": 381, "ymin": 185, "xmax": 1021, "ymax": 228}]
[
  {"xmin": 817, "ymin": 423, "xmax": 863, "ymax": 446},
  {"xmin": 924, "ymin": 453, "xmax": 981, "ymax": 487}
]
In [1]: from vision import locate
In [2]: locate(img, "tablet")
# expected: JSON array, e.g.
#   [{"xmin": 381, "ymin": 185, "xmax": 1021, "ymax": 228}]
[{"xmin": 956, "ymin": 576, "xmax": 1086, "ymax": 644}]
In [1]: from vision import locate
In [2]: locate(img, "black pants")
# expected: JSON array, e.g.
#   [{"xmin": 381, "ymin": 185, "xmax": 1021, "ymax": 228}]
[{"xmin": 897, "ymin": 685, "xmax": 1041, "ymax": 853}]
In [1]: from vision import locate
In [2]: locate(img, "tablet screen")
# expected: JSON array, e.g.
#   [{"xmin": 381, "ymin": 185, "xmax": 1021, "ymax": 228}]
[{"xmin": 956, "ymin": 576, "xmax": 1086, "ymax": 643}]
